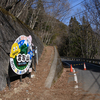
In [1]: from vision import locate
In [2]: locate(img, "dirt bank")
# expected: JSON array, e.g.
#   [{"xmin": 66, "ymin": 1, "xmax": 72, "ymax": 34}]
[{"xmin": 0, "ymin": 46, "xmax": 100, "ymax": 100}]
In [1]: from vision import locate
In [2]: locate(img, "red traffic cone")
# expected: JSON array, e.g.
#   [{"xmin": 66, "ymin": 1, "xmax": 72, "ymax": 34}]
[
  {"xmin": 84, "ymin": 63, "xmax": 86, "ymax": 70},
  {"xmin": 70, "ymin": 64, "xmax": 73, "ymax": 72}
]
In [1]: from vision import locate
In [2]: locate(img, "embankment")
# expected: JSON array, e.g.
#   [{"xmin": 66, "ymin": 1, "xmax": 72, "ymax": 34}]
[
  {"xmin": 45, "ymin": 46, "xmax": 63, "ymax": 88},
  {"xmin": 0, "ymin": 7, "xmax": 44, "ymax": 90}
]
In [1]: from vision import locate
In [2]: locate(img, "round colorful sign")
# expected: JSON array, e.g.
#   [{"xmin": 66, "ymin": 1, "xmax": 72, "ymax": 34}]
[{"xmin": 10, "ymin": 35, "xmax": 33, "ymax": 75}]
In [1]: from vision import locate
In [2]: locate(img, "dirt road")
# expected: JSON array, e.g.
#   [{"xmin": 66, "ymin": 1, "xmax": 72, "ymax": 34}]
[{"xmin": 0, "ymin": 46, "xmax": 99, "ymax": 100}]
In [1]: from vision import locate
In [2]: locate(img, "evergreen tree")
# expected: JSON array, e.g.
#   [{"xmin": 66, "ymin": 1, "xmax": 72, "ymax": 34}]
[
  {"xmin": 68, "ymin": 17, "xmax": 82, "ymax": 57},
  {"xmin": 80, "ymin": 16, "xmax": 97, "ymax": 58},
  {"xmin": 68, "ymin": 16, "xmax": 97, "ymax": 58}
]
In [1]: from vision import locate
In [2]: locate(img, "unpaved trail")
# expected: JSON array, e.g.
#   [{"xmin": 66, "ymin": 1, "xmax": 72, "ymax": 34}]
[{"xmin": 0, "ymin": 46, "xmax": 100, "ymax": 100}]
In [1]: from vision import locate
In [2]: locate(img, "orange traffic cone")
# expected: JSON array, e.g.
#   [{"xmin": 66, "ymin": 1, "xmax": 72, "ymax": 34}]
[
  {"xmin": 70, "ymin": 64, "xmax": 73, "ymax": 72},
  {"xmin": 84, "ymin": 63, "xmax": 86, "ymax": 70}
]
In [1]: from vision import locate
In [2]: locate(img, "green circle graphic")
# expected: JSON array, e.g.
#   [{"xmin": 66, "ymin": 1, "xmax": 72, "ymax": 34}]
[
  {"xmin": 13, "ymin": 56, "xmax": 28, "ymax": 70},
  {"xmin": 14, "ymin": 44, "xmax": 29, "ymax": 70}
]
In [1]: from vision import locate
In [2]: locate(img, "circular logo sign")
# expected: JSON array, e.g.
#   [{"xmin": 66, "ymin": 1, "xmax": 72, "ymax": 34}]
[{"xmin": 10, "ymin": 35, "xmax": 33, "ymax": 75}]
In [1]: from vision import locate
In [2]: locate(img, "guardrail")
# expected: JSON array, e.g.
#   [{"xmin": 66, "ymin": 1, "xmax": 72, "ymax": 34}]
[{"xmin": 61, "ymin": 57, "xmax": 100, "ymax": 65}]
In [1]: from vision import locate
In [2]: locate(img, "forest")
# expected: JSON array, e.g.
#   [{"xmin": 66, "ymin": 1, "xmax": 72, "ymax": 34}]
[{"xmin": 0, "ymin": 0, "xmax": 100, "ymax": 59}]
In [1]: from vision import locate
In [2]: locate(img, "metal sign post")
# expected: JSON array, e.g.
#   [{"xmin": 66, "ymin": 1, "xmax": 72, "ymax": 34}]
[{"xmin": 35, "ymin": 46, "xmax": 38, "ymax": 65}]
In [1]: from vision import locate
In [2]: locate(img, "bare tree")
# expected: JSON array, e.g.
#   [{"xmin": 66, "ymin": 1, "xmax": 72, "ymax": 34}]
[
  {"xmin": 0, "ymin": 0, "xmax": 70, "ymax": 45},
  {"xmin": 83, "ymin": 0, "xmax": 100, "ymax": 58},
  {"xmin": 84, "ymin": 0, "xmax": 100, "ymax": 33},
  {"xmin": 43, "ymin": 0, "xmax": 70, "ymax": 21}
]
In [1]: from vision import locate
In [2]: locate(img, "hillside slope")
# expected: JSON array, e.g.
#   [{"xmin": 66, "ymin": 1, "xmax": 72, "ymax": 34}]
[{"xmin": 0, "ymin": 8, "xmax": 44, "ymax": 91}]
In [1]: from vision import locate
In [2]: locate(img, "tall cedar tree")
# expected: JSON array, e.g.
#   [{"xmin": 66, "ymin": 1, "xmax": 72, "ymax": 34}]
[
  {"xmin": 68, "ymin": 17, "xmax": 82, "ymax": 57},
  {"xmin": 81, "ymin": 16, "xmax": 97, "ymax": 58}
]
